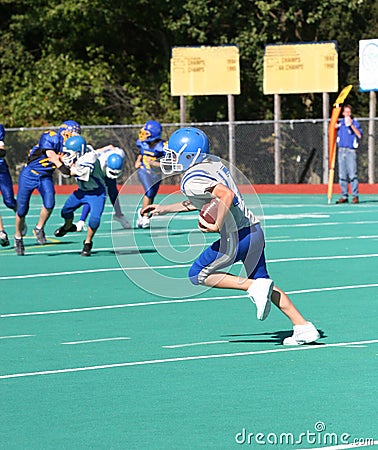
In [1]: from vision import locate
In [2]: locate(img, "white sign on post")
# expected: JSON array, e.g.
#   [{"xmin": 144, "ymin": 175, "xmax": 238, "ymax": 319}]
[{"xmin": 359, "ymin": 39, "xmax": 378, "ymax": 91}]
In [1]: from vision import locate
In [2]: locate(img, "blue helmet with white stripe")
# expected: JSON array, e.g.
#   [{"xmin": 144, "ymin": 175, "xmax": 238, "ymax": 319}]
[
  {"xmin": 65, "ymin": 135, "xmax": 87, "ymax": 156},
  {"xmin": 160, "ymin": 127, "xmax": 209, "ymax": 174},
  {"xmin": 106, "ymin": 153, "xmax": 124, "ymax": 179},
  {"xmin": 62, "ymin": 135, "xmax": 87, "ymax": 165}
]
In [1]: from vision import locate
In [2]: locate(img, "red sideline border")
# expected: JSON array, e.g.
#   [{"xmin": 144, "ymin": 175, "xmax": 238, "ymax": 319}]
[{"xmin": 13, "ymin": 184, "xmax": 378, "ymax": 195}]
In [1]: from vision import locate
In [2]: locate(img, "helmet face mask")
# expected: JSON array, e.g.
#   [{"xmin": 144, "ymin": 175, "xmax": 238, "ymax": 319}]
[
  {"xmin": 62, "ymin": 149, "xmax": 78, "ymax": 166},
  {"xmin": 105, "ymin": 168, "xmax": 122, "ymax": 179},
  {"xmin": 160, "ymin": 148, "xmax": 182, "ymax": 175},
  {"xmin": 138, "ymin": 120, "xmax": 162, "ymax": 143},
  {"xmin": 63, "ymin": 135, "xmax": 87, "ymax": 165},
  {"xmin": 59, "ymin": 120, "xmax": 81, "ymax": 143},
  {"xmin": 160, "ymin": 127, "xmax": 209, "ymax": 174}
]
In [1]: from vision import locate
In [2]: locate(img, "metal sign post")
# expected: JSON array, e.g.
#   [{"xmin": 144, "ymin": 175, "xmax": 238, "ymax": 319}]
[{"xmin": 264, "ymin": 41, "xmax": 338, "ymax": 185}]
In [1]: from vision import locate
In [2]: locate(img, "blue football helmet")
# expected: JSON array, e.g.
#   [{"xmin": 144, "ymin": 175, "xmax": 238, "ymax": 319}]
[
  {"xmin": 138, "ymin": 120, "xmax": 162, "ymax": 142},
  {"xmin": 59, "ymin": 120, "xmax": 81, "ymax": 143},
  {"xmin": 106, "ymin": 153, "xmax": 124, "ymax": 179},
  {"xmin": 160, "ymin": 127, "xmax": 210, "ymax": 174},
  {"xmin": 63, "ymin": 135, "xmax": 87, "ymax": 165}
]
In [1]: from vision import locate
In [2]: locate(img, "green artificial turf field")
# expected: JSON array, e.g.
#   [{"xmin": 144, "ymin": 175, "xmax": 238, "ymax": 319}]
[{"xmin": 1, "ymin": 193, "xmax": 377, "ymax": 449}]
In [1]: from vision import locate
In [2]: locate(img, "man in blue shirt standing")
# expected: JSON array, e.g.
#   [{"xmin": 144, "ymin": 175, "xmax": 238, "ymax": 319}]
[{"xmin": 335, "ymin": 104, "xmax": 363, "ymax": 204}]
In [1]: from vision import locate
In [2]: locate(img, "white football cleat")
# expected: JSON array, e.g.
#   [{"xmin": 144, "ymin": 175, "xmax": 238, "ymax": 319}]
[
  {"xmin": 136, "ymin": 209, "xmax": 150, "ymax": 229},
  {"xmin": 136, "ymin": 209, "xmax": 143, "ymax": 228},
  {"xmin": 283, "ymin": 322, "xmax": 320, "ymax": 345},
  {"xmin": 0, "ymin": 230, "xmax": 10, "ymax": 247},
  {"xmin": 141, "ymin": 215, "xmax": 150, "ymax": 228},
  {"xmin": 75, "ymin": 220, "xmax": 87, "ymax": 232},
  {"xmin": 247, "ymin": 278, "xmax": 274, "ymax": 321},
  {"xmin": 113, "ymin": 214, "xmax": 131, "ymax": 229}
]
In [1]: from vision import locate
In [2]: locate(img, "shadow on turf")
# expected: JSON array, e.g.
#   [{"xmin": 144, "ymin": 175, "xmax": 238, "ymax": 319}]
[
  {"xmin": 102, "ymin": 248, "xmax": 157, "ymax": 256},
  {"xmin": 25, "ymin": 240, "xmax": 75, "ymax": 246},
  {"xmin": 112, "ymin": 226, "xmax": 169, "ymax": 232},
  {"xmin": 45, "ymin": 247, "xmax": 157, "ymax": 256},
  {"xmin": 357, "ymin": 199, "xmax": 378, "ymax": 204},
  {"xmin": 223, "ymin": 329, "xmax": 326, "ymax": 346}
]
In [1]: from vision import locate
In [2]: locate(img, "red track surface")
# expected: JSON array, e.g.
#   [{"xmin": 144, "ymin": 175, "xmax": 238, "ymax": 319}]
[{"xmin": 13, "ymin": 183, "xmax": 378, "ymax": 195}]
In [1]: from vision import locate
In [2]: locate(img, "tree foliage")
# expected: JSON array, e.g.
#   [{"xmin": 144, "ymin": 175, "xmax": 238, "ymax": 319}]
[{"xmin": 0, "ymin": 0, "xmax": 376, "ymax": 126}]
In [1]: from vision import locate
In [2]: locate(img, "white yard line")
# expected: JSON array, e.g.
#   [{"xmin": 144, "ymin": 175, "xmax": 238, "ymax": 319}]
[
  {"xmin": 1, "ymin": 283, "xmax": 378, "ymax": 318},
  {"xmin": 0, "ymin": 339, "xmax": 377, "ymax": 380},
  {"xmin": 61, "ymin": 337, "xmax": 131, "ymax": 345},
  {"xmin": 0, "ymin": 294, "xmax": 244, "ymax": 317},
  {"xmin": 265, "ymin": 220, "xmax": 378, "ymax": 229},
  {"xmin": 266, "ymin": 235, "xmax": 378, "ymax": 243},
  {"xmin": 0, "ymin": 334, "xmax": 34, "ymax": 340},
  {"xmin": 162, "ymin": 340, "xmax": 229, "ymax": 349},
  {"xmin": 2, "ymin": 253, "xmax": 378, "ymax": 280}
]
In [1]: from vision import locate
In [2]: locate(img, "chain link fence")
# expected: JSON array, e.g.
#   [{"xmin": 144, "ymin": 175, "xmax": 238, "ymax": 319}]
[{"xmin": 3, "ymin": 118, "xmax": 377, "ymax": 186}]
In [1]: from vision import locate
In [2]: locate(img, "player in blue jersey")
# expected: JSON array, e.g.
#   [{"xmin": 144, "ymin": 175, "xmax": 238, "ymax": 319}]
[
  {"xmin": 0, "ymin": 125, "xmax": 17, "ymax": 212},
  {"xmin": 54, "ymin": 136, "xmax": 106, "ymax": 256},
  {"xmin": 143, "ymin": 127, "xmax": 320, "ymax": 345},
  {"xmin": 75, "ymin": 144, "xmax": 131, "ymax": 231},
  {"xmin": 14, "ymin": 120, "xmax": 80, "ymax": 255},
  {"xmin": 0, "ymin": 124, "xmax": 17, "ymax": 247},
  {"xmin": 134, "ymin": 120, "xmax": 166, "ymax": 228}
]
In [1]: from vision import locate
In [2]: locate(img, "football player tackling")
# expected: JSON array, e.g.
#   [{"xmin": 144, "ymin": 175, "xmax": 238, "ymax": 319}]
[
  {"xmin": 54, "ymin": 136, "xmax": 106, "ymax": 256},
  {"xmin": 143, "ymin": 127, "xmax": 320, "ymax": 345}
]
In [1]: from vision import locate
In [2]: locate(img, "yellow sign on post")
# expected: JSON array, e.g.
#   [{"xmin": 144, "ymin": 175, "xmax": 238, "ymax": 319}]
[
  {"xmin": 264, "ymin": 42, "xmax": 338, "ymax": 94},
  {"xmin": 170, "ymin": 46, "xmax": 240, "ymax": 96}
]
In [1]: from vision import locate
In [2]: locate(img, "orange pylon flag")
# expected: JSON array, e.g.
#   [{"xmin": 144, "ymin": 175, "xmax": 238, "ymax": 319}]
[{"xmin": 327, "ymin": 84, "xmax": 353, "ymax": 204}]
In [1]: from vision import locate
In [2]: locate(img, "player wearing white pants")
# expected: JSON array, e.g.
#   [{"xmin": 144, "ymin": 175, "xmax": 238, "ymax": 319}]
[{"xmin": 143, "ymin": 127, "xmax": 320, "ymax": 345}]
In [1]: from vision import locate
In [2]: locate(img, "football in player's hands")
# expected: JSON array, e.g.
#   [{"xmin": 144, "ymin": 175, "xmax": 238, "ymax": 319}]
[{"xmin": 198, "ymin": 198, "xmax": 220, "ymax": 232}]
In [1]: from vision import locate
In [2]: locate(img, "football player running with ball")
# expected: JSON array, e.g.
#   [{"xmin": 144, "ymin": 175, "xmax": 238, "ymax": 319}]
[{"xmin": 143, "ymin": 127, "xmax": 320, "ymax": 345}]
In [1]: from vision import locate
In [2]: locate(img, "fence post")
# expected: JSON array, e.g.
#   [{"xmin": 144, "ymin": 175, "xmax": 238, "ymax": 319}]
[
  {"xmin": 274, "ymin": 94, "xmax": 281, "ymax": 184},
  {"xmin": 180, "ymin": 96, "xmax": 186, "ymax": 125},
  {"xmin": 228, "ymin": 94, "xmax": 236, "ymax": 179},
  {"xmin": 322, "ymin": 92, "xmax": 329, "ymax": 184},
  {"xmin": 368, "ymin": 90, "xmax": 376, "ymax": 184}
]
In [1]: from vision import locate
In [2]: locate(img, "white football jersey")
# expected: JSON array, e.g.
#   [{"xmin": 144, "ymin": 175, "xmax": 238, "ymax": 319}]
[
  {"xmin": 96, "ymin": 147, "xmax": 126, "ymax": 173},
  {"xmin": 72, "ymin": 151, "xmax": 105, "ymax": 191},
  {"xmin": 180, "ymin": 156, "xmax": 258, "ymax": 232}
]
